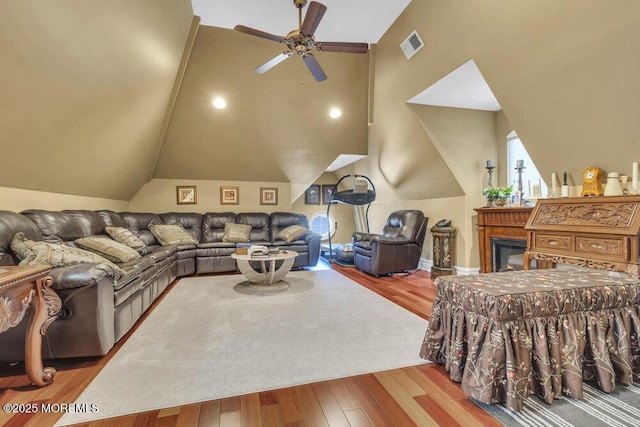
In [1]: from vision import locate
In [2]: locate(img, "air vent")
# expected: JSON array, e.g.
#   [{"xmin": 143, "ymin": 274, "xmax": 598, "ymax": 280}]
[{"xmin": 400, "ymin": 30, "xmax": 424, "ymax": 59}]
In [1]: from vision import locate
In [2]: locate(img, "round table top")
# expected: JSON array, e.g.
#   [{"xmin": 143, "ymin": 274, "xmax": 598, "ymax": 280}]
[{"xmin": 231, "ymin": 250, "xmax": 298, "ymax": 261}]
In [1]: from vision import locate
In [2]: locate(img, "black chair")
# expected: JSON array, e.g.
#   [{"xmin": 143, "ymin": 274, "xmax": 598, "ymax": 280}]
[{"xmin": 352, "ymin": 210, "xmax": 427, "ymax": 276}]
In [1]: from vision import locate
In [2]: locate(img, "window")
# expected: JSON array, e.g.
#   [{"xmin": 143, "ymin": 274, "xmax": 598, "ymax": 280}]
[
  {"xmin": 507, "ymin": 132, "xmax": 547, "ymax": 199},
  {"xmin": 309, "ymin": 212, "xmax": 336, "ymax": 241}
]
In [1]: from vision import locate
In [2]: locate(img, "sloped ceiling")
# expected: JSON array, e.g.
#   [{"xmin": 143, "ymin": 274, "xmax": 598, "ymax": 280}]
[
  {"xmin": 153, "ymin": 25, "xmax": 369, "ymax": 189},
  {"xmin": 191, "ymin": 0, "xmax": 411, "ymax": 44},
  {"xmin": 358, "ymin": 0, "xmax": 640, "ymax": 201},
  {"xmin": 0, "ymin": 0, "xmax": 194, "ymax": 200}
]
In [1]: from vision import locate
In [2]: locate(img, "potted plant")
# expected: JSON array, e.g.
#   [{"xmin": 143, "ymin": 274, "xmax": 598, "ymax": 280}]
[{"xmin": 483, "ymin": 185, "xmax": 513, "ymax": 207}]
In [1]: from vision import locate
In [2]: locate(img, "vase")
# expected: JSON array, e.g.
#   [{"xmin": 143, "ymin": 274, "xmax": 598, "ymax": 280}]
[{"xmin": 493, "ymin": 199, "xmax": 507, "ymax": 207}]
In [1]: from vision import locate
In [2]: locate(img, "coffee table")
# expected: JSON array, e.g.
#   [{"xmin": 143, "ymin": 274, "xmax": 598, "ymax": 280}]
[{"xmin": 231, "ymin": 250, "xmax": 298, "ymax": 285}]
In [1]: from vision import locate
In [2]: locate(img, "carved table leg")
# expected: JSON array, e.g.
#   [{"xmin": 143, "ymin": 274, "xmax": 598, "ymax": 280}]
[{"xmin": 24, "ymin": 276, "xmax": 61, "ymax": 386}]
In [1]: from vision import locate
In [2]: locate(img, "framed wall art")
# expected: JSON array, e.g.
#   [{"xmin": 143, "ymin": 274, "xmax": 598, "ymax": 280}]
[
  {"xmin": 260, "ymin": 187, "xmax": 278, "ymax": 205},
  {"xmin": 305, "ymin": 185, "xmax": 321, "ymax": 205},
  {"xmin": 220, "ymin": 186, "xmax": 239, "ymax": 205},
  {"xmin": 176, "ymin": 186, "xmax": 197, "ymax": 205},
  {"xmin": 322, "ymin": 184, "xmax": 337, "ymax": 205}
]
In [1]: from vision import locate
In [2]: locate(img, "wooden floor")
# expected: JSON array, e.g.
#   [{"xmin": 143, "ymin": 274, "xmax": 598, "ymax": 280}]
[{"xmin": 0, "ymin": 265, "xmax": 500, "ymax": 427}]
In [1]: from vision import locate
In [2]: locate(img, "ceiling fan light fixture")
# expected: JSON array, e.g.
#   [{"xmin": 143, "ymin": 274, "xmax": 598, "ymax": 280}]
[
  {"xmin": 234, "ymin": 1, "xmax": 367, "ymax": 82},
  {"xmin": 329, "ymin": 108, "xmax": 342, "ymax": 119},
  {"xmin": 212, "ymin": 97, "xmax": 227, "ymax": 109}
]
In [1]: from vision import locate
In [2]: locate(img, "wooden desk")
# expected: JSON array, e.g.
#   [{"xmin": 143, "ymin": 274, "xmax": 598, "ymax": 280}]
[
  {"xmin": 0, "ymin": 265, "xmax": 61, "ymax": 386},
  {"xmin": 524, "ymin": 195, "xmax": 640, "ymax": 277}
]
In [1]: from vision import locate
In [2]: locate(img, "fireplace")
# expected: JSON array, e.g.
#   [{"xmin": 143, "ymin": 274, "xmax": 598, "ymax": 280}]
[
  {"xmin": 490, "ymin": 238, "xmax": 535, "ymax": 272},
  {"xmin": 475, "ymin": 206, "xmax": 534, "ymax": 273}
]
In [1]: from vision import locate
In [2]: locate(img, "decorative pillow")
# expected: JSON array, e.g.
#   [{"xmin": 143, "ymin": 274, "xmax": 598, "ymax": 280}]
[
  {"xmin": 148, "ymin": 224, "xmax": 198, "ymax": 246},
  {"xmin": 75, "ymin": 236, "xmax": 141, "ymax": 263},
  {"xmin": 222, "ymin": 223, "xmax": 252, "ymax": 243},
  {"xmin": 276, "ymin": 225, "xmax": 308, "ymax": 243},
  {"xmin": 105, "ymin": 226, "xmax": 145, "ymax": 249},
  {"xmin": 10, "ymin": 232, "xmax": 123, "ymax": 277}
]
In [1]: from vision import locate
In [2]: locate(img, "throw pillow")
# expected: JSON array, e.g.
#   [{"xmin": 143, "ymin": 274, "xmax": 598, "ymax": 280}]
[
  {"xmin": 105, "ymin": 226, "xmax": 145, "ymax": 249},
  {"xmin": 275, "ymin": 225, "xmax": 308, "ymax": 243},
  {"xmin": 148, "ymin": 224, "xmax": 198, "ymax": 246},
  {"xmin": 10, "ymin": 232, "xmax": 123, "ymax": 277},
  {"xmin": 222, "ymin": 223, "xmax": 252, "ymax": 243},
  {"xmin": 75, "ymin": 236, "xmax": 141, "ymax": 263}
]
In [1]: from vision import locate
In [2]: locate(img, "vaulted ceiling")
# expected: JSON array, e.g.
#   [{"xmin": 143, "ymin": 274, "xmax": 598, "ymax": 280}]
[{"xmin": 0, "ymin": 0, "xmax": 376, "ymax": 201}]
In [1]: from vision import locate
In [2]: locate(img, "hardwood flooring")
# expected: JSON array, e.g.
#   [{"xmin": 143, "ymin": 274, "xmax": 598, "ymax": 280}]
[{"xmin": 0, "ymin": 266, "xmax": 499, "ymax": 427}]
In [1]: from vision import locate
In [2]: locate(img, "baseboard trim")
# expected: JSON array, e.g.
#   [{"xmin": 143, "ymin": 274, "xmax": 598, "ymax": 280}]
[
  {"xmin": 454, "ymin": 266, "xmax": 481, "ymax": 275},
  {"xmin": 419, "ymin": 258, "xmax": 480, "ymax": 276}
]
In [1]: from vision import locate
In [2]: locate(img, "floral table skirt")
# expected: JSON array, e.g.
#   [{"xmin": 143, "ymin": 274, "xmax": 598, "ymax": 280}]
[{"xmin": 420, "ymin": 269, "xmax": 640, "ymax": 411}]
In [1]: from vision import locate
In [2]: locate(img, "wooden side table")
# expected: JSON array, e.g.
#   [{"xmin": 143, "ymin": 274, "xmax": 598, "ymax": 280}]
[{"xmin": 0, "ymin": 265, "xmax": 61, "ymax": 386}]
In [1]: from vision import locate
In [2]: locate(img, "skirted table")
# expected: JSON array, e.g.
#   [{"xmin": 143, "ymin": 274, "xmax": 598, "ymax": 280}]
[{"xmin": 420, "ymin": 269, "xmax": 640, "ymax": 411}]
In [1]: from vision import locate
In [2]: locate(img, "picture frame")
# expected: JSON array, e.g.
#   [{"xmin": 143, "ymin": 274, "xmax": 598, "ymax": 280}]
[
  {"xmin": 176, "ymin": 186, "xmax": 197, "ymax": 205},
  {"xmin": 260, "ymin": 187, "xmax": 278, "ymax": 205},
  {"xmin": 220, "ymin": 186, "xmax": 239, "ymax": 205},
  {"xmin": 322, "ymin": 184, "xmax": 337, "ymax": 205},
  {"xmin": 305, "ymin": 184, "xmax": 321, "ymax": 205}
]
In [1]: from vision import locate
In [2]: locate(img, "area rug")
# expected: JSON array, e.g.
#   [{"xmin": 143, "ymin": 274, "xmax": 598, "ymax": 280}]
[
  {"xmin": 57, "ymin": 270, "xmax": 428, "ymax": 425},
  {"xmin": 477, "ymin": 381, "xmax": 640, "ymax": 426}
]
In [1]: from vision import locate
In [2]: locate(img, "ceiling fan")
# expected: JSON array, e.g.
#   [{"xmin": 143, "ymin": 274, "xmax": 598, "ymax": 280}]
[{"xmin": 234, "ymin": 0, "xmax": 369, "ymax": 82}]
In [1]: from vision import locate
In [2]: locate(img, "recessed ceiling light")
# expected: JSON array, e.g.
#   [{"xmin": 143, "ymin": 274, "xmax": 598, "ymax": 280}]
[
  {"xmin": 329, "ymin": 108, "xmax": 342, "ymax": 119},
  {"xmin": 212, "ymin": 97, "xmax": 226, "ymax": 109}
]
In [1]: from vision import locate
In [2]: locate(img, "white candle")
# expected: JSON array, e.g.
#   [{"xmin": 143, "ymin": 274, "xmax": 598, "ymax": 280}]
[
  {"xmin": 551, "ymin": 173, "xmax": 557, "ymax": 195},
  {"xmin": 532, "ymin": 184, "xmax": 541, "ymax": 198},
  {"xmin": 633, "ymin": 162, "xmax": 638, "ymax": 188}
]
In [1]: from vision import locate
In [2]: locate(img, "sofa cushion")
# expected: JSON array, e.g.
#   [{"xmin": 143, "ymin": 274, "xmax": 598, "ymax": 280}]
[
  {"xmin": 202, "ymin": 212, "xmax": 237, "ymax": 243},
  {"xmin": 105, "ymin": 226, "xmax": 146, "ymax": 249},
  {"xmin": 75, "ymin": 236, "xmax": 141, "ymax": 263},
  {"xmin": 0, "ymin": 210, "xmax": 43, "ymax": 266},
  {"xmin": 275, "ymin": 225, "xmax": 308, "ymax": 243},
  {"xmin": 21, "ymin": 210, "xmax": 84, "ymax": 243},
  {"xmin": 159, "ymin": 212, "xmax": 203, "ymax": 243},
  {"xmin": 222, "ymin": 223, "xmax": 251, "ymax": 243},
  {"xmin": 149, "ymin": 224, "xmax": 198, "ymax": 246},
  {"xmin": 120, "ymin": 212, "xmax": 163, "ymax": 246},
  {"xmin": 238, "ymin": 213, "xmax": 270, "ymax": 242},
  {"xmin": 11, "ymin": 232, "xmax": 123, "ymax": 278},
  {"xmin": 63, "ymin": 210, "xmax": 108, "ymax": 237}
]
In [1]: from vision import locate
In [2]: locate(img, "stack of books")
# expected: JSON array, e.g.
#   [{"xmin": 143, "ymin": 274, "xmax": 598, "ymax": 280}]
[{"xmin": 248, "ymin": 245, "xmax": 269, "ymax": 258}]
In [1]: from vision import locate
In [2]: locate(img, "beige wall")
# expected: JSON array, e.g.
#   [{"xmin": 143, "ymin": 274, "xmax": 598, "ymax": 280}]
[
  {"xmin": 0, "ymin": 0, "xmax": 194, "ymax": 200},
  {"xmin": 154, "ymin": 25, "xmax": 370, "ymax": 195},
  {"xmin": 0, "ymin": 187, "xmax": 128, "ymax": 213},
  {"xmin": 292, "ymin": 173, "xmax": 357, "ymax": 244},
  {"xmin": 347, "ymin": 0, "xmax": 640, "ymax": 269},
  {"xmin": 130, "ymin": 179, "xmax": 292, "ymax": 214}
]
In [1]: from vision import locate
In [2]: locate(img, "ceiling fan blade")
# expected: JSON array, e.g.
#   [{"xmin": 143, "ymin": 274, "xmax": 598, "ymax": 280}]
[
  {"xmin": 317, "ymin": 42, "xmax": 369, "ymax": 54},
  {"xmin": 303, "ymin": 53, "xmax": 327, "ymax": 82},
  {"xmin": 300, "ymin": 1, "xmax": 327, "ymax": 36},
  {"xmin": 255, "ymin": 52, "xmax": 292, "ymax": 74},
  {"xmin": 234, "ymin": 25, "xmax": 285, "ymax": 43}
]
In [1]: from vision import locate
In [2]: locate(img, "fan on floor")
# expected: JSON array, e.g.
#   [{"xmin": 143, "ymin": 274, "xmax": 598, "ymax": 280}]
[{"xmin": 234, "ymin": 0, "xmax": 369, "ymax": 82}]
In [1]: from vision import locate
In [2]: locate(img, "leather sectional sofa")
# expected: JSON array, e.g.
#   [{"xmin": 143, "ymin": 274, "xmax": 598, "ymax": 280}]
[{"xmin": 0, "ymin": 209, "xmax": 320, "ymax": 362}]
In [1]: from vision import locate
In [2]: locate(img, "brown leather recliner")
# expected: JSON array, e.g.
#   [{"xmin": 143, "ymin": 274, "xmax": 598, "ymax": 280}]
[{"xmin": 352, "ymin": 210, "xmax": 428, "ymax": 276}]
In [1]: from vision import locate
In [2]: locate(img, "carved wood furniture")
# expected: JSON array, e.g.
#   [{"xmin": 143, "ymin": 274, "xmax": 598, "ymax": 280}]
[
  {"xmin": 423, "ymin": 195, "xmax": 640, "ymax": 411},
  {"xmin": 430, "ymin": 225, "xmax": 456, "ymax": 278},
  {"xmin": 231, "ymin": 251, "xmax": 298, "ymax": 285},
  {"xmin": 524, "ymin": 195, "xmax": 640, "ymax": 277},
  {"xmin": 475, "ymin": 206, "xmax": 533, "ymax": 273},
  {"xmin": 0, "ymin": 265, "xmax": 61, "ymax": 386}
]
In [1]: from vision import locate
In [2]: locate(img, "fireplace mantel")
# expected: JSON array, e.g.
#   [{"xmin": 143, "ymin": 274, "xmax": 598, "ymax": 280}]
[{"xmin": 475, "ymin": 206, "xmax": 534, "ymax": 273}]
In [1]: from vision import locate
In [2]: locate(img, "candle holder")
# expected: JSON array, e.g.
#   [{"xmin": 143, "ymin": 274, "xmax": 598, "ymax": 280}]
[
  {"xmin": 485, "ymin": 165, "xmax": 495, "ymax": 187},
  {"xmin": 515, "ymin": 161, "xmax": 525, "ymax": 206},
  {"xmin": 628, "ymin": 186, "xmax": 640, "ymax": 195}
]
